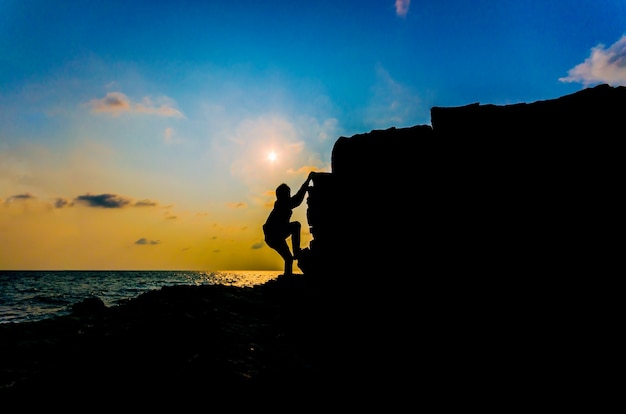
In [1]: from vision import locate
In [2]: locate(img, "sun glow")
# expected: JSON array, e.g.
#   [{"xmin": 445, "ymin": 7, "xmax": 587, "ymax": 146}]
[{"xmin": 268, "ymin": 151, "xmax": 277, "ymax": 162}]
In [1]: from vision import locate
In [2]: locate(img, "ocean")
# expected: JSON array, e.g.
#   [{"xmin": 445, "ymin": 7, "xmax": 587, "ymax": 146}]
[{"xmin": 0, "ymin": 270, "xmax": 282, "ymax": 325}]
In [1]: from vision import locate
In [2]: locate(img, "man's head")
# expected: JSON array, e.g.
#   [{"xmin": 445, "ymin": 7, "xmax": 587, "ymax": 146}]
[{"xmin": 276, "ymin": 183, "xmax": 290, "ymax": 200}]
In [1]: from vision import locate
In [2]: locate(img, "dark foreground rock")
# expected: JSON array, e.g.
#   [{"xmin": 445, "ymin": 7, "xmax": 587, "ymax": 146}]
[
  {"xmin": 0, "ymin": 270, "xmax": 586, "ymax": 409},
  {"xmin": 0, "ymin": 276, "xmax": 309, "ymax": 404},
  {"xmin": 0, "ymin": 273, "xmax": 426, "ymax": 408}
]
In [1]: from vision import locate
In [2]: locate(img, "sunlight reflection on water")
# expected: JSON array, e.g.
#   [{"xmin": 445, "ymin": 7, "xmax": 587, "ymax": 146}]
[
  {"xmin": 176, "ymin": 270, "xmax": 283, "ymax": 287},
  {"xmin": 207, "ymin": 270, "xmax": 283, "ymax": 287}
]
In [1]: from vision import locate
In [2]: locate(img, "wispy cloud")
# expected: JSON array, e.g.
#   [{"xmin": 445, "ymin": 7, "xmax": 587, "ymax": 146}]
[
  {"xmin": 5, "ymin": 193, "xmax": 36, "ymax": 203},
  {"xmin": 54, "ymin": 197, "xmax": 72, "ymax": 208},
  {"xmin": 227, "ymin": 202, "xmax": 247, "ymax": 209},
  {"xmin": 73, "ymin": 193, "xmax": 160, "ymax": 208},
  {"xmin": 559, "ymin": 34, "xmax": 626, "ymax": 86},
  {"xmin": 4, "ymin": 192, "xmax": 160, "ymax": 210},
  {"xmin": 363, "ymin": 64, "xmax": 424, "ymax": 128},
  {"xmin": 74, "ymin": 193, "xmax": 132, "ymax": 208},
  {"xmin": 395, "ymin": 0, "xmax": 410, "ymax": 17},
  {"xmin": 88, "ymin": 92, "xmax": 185, "ymax": 118},
  {"xmin": 135, "ymin": 199, "xmax": 158, "ymax": 207},
  {"xmin": 135, "ymin": 237, "xmax": 160, "ymax": 245}
]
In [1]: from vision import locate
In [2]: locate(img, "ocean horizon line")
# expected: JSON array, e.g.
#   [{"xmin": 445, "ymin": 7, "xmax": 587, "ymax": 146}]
[
  {"xmin": 0, "ymin": 269, "xmax": 283, "ymax": 272},
  {"xmin": 0, "ymin": 270, "xmax": 285, "ymax": 324}
]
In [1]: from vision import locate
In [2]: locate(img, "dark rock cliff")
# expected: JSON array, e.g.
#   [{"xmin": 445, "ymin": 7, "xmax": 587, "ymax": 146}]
[
  {"xmin": 294, "ymin": 85, "xmax": 623, "ymax": 392},
  {"xmin": 299, "ymin": 83, "xmax": 624, "ymax": 282}
]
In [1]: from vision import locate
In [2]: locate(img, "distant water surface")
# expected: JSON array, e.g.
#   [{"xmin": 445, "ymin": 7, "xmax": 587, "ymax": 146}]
[{"xmin": 0, "ymin": 270, "xmax": 282, "ymax": 324}]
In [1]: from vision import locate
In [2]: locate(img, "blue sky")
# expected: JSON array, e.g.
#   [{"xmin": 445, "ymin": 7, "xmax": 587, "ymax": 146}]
[{"xmin": 2, "ymin": 0, "xmax": 625, "ymax": 270}]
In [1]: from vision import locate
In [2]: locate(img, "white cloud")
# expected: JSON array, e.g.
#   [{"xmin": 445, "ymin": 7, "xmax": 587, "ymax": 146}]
[
  {"xmin": 395, "ymin": 0, "xmax": 410, "ymax": 17},
  {"xmin": 363, "ymin": 64, "xmax": 425, "ymax": 128},
  {"xmin": 88, "ymin": 92, "xmax": 185, "ymax": 118},
  {"xmin": 559, "ymin": 35, "xmax": 626, "ymax": 86},
  {"xmin": 164, "ymin": 127, "xmax": 184, "ymax": 144}
]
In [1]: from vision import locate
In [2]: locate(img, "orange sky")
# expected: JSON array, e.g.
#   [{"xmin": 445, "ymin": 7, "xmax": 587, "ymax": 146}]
[{"xmin": 1, "ymin": 129, "xmax": 326, "ymax": 270}]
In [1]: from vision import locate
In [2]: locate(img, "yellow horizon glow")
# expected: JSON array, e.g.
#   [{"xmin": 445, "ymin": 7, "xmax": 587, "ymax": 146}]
[
  {"xmin": 0, "ymin": 181, "xmax": 315, "ymax": 271},
  {"xmin": 1, "ymin": 114, "xmax": 327, "ymax": 271}
]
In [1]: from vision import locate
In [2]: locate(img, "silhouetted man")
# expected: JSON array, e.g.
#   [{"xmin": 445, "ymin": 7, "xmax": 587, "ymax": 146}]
[{"xmin": 263, "ymin": 171, "xmax": 315, "ymax": 276}]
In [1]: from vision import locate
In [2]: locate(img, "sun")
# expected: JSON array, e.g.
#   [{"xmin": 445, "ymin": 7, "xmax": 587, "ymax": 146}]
[{"xmin": 267, "ymin": 151, "xmax": 277, "ymax": 162}]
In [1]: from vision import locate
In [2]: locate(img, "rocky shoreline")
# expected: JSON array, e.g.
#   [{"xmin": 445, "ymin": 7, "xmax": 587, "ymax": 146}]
[
  {"xmin": 0, "ymin": 274, "xmax": 317, "ymax": 401},
  {"xmin": 0, "ymin": 270, "xmax": 593, "ymax": 409},
  {"xmin": 1, "ymin": 272, "xmax": 419, "ymax": 407}
]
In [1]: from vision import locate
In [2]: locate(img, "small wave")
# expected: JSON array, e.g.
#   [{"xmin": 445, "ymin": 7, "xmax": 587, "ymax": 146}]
[{"xmin": 30, "ymin": 294, "xmax": 73, "ymax": 306}]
